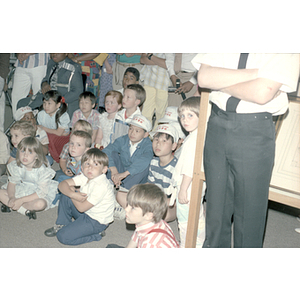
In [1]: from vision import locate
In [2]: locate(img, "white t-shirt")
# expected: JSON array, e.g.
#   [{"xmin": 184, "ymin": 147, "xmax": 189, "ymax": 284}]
[{"xmin": 72, "ymin": 173, "xmax": 115, "ymax": 224}]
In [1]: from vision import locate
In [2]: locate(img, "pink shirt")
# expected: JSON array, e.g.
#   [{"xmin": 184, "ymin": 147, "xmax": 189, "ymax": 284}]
[{"xmin": 131, "ymin": 220, "xmax": 179, "ymax": 248}]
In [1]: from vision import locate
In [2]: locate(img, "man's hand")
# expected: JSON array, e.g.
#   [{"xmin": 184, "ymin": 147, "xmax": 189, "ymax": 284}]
[{"xmin": 41, "ymin": 82, "xmax": 51, "ymax": 94}]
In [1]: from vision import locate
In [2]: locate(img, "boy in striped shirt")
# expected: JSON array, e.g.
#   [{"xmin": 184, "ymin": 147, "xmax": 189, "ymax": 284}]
[{"xmin": 125, "ymin": 183, "xmax": 179, "ymax": 248}]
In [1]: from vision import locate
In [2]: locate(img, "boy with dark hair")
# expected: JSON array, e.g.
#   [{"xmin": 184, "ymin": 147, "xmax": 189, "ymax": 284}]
[
  {"xmin": 44, "ymin": 148, "xmax": 115, "ymax": 245},
  {"xmin": 118, "ymin": 67, "xmax": 140, "ymax": 94},
  {"xmin": 70, "ymin": 91, "xmax": 101, "ymax": 143},
  {"xmin": 125, "ymin": 183, "xmax": 179, "ymax": 248}
]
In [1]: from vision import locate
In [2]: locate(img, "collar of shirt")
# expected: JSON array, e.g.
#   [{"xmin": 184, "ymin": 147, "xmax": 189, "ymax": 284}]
[{"xmin": 129, "ymin": 139, "xmax": 143, "ymax": 156}]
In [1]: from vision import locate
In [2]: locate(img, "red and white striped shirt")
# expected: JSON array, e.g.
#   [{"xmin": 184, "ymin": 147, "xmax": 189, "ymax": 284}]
[{"xmin": 132, "ymin": 220, "xmax": 179, "ymax": 248}]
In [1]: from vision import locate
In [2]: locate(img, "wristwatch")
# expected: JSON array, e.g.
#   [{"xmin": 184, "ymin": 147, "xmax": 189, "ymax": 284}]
[{"xmin": 147, "ymin": 53, "xmax": 153, "ymax": 60}]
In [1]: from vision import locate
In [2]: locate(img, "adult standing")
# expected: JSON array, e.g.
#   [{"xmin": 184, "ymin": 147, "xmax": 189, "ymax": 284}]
[
  {"xmin": 165, "ymin": 53, "xmax": 198, "ymax": 107},
  {"xmin": 11, "ymin": 53, "xmax": 49, "ymax": 118},
  {"xmin": 192, "ymin": 53, "xmax": 300, "ymax": 248},
  {"xmin": 0, "ymin": 53, "xmax": 10, "ymax": 132},
  {"xmin": 140, "ymin": 53, "xmax": 171, "ymax": 129}
]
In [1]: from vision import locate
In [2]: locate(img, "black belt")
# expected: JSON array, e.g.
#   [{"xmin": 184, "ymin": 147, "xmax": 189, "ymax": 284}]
[{"xmin": 212, "ymin": 103, "xmax": 272, "ymax": 121}]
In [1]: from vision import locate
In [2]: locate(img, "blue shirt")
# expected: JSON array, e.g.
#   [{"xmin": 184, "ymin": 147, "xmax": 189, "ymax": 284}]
[{"xmin": 103, "ymin": 135, "xmax": 153, "ymax": 176}]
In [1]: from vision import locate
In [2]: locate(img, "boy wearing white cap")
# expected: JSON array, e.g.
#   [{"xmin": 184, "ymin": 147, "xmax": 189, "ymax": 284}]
[
  {"xmin": 116, "ymin": 123, "xmax": 179, "ymax": 221},
  {"xmin": 158, "ymin": 106, "xmax": 186, "ymax": 158},
  {"xmin": 103, "ymin": 115, "xmax": 153, "ymax": 194}
]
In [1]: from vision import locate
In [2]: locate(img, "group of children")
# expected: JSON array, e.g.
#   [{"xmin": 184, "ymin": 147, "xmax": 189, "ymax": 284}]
[{"xmin": 0, "ymin": 65, "xmax": 206, "ymax": 248}]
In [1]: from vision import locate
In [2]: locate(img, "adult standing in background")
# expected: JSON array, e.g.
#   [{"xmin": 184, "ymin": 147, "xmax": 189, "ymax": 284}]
[
  {"xmin": 165, "ymin": 53, "xmax": 198, "ymax": 107},
  {"xmin": 193, "ymin": 53, "xmax": 300, "ymax": 248},
  {"xmin": 11, "ymin": 53, "xmax": 49, "ymax": 118},
  {"xmin": 0, "ymin": 53, "xmax": 10, "ymax": 132},
  {"xmin": 140, "ymin": 53, "xmax": 171, "ymax": 129}
]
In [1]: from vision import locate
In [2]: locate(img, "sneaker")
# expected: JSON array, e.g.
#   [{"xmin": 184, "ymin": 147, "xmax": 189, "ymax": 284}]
[
  {"xmin": 44, "ymin": 225, "xmax": 64, "ymax": 237},
  {"xmin": 114, "ymin": 206, "xmax": 126, "ymax": 220},
  {"xmin": 295, "ymin": 228, "xmax": 300, "ymax": 234}
]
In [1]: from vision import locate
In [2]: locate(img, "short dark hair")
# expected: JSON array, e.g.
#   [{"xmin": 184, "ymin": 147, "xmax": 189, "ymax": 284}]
[
  {"xmin": 126, "ymin": 84, "xmax": 146, "ymax": 107},
  {"xmin": 124, "ymin": 67, "xmax": 140, "ymax": 81},
  {"xmin": 153, "ymin": 132, "xmax": 174, "ymax": 144},
  {"xmin": 81, "ymin": 148, "xmax": 109, "ymax": 167},
  {"xmin": 79, "ymin": 91, "xmax": 97, "ymax": 105}
]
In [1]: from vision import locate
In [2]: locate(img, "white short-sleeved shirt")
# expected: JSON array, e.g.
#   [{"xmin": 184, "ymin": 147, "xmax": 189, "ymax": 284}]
[
  {"xmin": 72, "ymin": 173, "xmax": 115, "ymax": 224},
  {"xmin": 192, "ymin": 53, "xmax": 300, "ymax": 115},
  {"xmin": 37, "ymin": 109, "xmax": 70, "ymax": 134}
]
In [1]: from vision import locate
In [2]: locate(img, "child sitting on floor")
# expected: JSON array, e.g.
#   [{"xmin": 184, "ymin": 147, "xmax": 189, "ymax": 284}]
[
  {"xmin": 58, "ymin": 120, "xmax": 93, "ymax": 179},
  {"xmin": 7, "ymin": 121, "xmax": 36, "ymax": 165},
  {"xmin": 15, "ymin": 106, "xmax": 51, "ymax": 164},
  {"xmin": 103, "ymin": 115, "xmax": 153, "ymax": 191},
  {"xmin": 117, "ymin": 67, "xmax": 140, "ymax": 95},
  {"xmin": 110, "ymin": 84, "xmax": 145, "ymax": 142},
  {"xmin": 116, "ymin": 123, "xmax": 179, "ymax": 221},
  {"xmin": 125, "ymin": 183, "xmax": 179, "ymax": 248},
  {"xmin": 44, "ymin": 148, "xmax": 115, "ymax": 246},
  {"xmin": 70, "ymin": 91, "xmax": 101, "ymax": 143},
  {"xmin": 95, "ymin": 90, "xmax": 122, "ymax": 149},
  {"xmin": 0, "ymin": 137, "xmax": 58, "ymax": 219},
  {"xmin": 52, "ymin": 129, "xmax": 92, "ymax": 205},
  {"xmin": 37, "ymin": 90, "xmax": 70, "ymax": 137}
]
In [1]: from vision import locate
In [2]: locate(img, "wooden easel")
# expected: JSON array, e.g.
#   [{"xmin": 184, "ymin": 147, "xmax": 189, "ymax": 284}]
[{"xmin": 185, "ymin": 90, "xmax": 209, "ymax": 248}]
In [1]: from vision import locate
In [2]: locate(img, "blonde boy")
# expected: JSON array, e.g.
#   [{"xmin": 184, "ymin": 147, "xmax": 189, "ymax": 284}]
[
  {"xmin": 111, "ymin": 84, "xmax": 146, "ymax": 142},
  {"xmin": 58, "ymin": 120, "xmax": 93, "ymax": 178},
  {"xmin": 171, "ymin": 97, "xmax": 206, "ymax": 248}
]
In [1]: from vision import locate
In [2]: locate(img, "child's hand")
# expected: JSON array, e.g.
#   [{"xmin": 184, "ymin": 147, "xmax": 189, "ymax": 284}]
[
  {"xmin": 112, "ymin": 171, "xmax": 129, "ymax": 188},
  {"xmin": 9, "ymin": 198, "xmax": 23, "ymax": 210},
  {"xmin": 178, "ymin": 189, "xmax": 189, "ymax": 204},
  {"xmin": 63, "ymin": 168, "xmax": 74, "ymax": 176},
  {"xmin": 7, "ymin": 197, "xmax": 17, "ymax": 208},
  {"xmin": 71, "ymin": 191, "xmax": 87, "ymax": 203}
]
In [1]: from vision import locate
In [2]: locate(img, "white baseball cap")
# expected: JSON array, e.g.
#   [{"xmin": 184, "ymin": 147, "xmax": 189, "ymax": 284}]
[
  {"xmin": 158, "ymin": 106, "xmax": 179, "ymax": 123},
  {"xmin": 15, "ymin": 106, "xmax": 38, "ymax": 121},
  {"xmin": 152, "ymin": 123, "xmax": 179, "ymax": 143},
  {"xmin": 130, "ymin": 115, "xmax": 152, "ymax": 132},
  {"xmin": 169, "ymin": 121, "xmax": 186, "ymax": 140}
]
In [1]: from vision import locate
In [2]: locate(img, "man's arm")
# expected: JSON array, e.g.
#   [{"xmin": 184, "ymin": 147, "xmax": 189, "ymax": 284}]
[
  {"xmin": 198, "ymin": 64, "xmax": 282, "ymax": 105},
  {"xmin": 198, "ymin": 64, "xmax": 258, "ymax": 90},
  {"xmin": 140, "ymin": 53, "xmax": 167, "ymax": 69}
]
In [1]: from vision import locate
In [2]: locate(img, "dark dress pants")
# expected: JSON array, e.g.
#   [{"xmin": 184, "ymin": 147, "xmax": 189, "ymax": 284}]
[{"xmin": 203, "ymin": 105, "xmax": 275, "ymax": 248}]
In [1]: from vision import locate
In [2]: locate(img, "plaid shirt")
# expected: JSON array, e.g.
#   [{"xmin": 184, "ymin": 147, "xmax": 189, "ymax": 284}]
[
  {"xmin": 71, "ymin": 109, "xmax": 101, "ymax": 130},
  {"xmin": 140, "ymin": 53, "xmax": 171, "ymax": 91}
]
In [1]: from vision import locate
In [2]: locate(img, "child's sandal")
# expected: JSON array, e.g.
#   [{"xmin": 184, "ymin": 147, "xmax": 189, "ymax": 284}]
[
  {"xmin": 25, "ymin": 210, "xmax": 37, "ymax": 220},
  {"xmin": 1, "ymin": 204, "xmax": 11, "ymax": 213}
]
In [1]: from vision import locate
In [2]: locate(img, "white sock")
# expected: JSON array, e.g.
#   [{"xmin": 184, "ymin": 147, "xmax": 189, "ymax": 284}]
[{"xmin": 17, "ymin": 206, "xmax": 27, "ymax": 216}]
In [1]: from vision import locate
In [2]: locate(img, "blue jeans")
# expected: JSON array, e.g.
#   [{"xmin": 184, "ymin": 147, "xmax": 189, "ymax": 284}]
[
  {"xmin": 52, "ymin": 171, "xmax": 74, "ymax": 205},
  {"xmin": 56, "ymin": 194, "xmax": 108, "ymax": 245}
]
